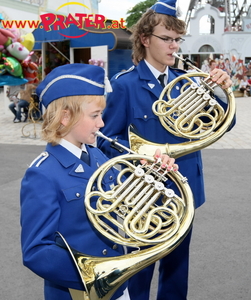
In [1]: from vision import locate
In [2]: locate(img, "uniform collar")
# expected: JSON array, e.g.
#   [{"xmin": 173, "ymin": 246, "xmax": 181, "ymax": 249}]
[
  {"xmin": 46, "ymin": 143, "xmax": 95, "ymax": 178},
  {"xmin": 138, "ymin": 60, "xmax": 186, "ymax": 83},
  {"xmin": 144, "ymin": 59, "xmax": 169, "ymax": 83},
  {"xmin": 59, "ymin": 139, "xmax": 88, "ymax": 159},
  {"xmin": 136, "ymin": 60, "xmax": 167, "ymax": 97}
]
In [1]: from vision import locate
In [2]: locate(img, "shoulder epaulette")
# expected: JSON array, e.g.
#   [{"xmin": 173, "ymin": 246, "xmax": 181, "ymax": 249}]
[
  {"xmin": 115, "ymin": 65, "xmax": 135, "ymax": 79},
  {"xmin": 29, "ymin": 151, "xmax": 49, "ymax": 168}
]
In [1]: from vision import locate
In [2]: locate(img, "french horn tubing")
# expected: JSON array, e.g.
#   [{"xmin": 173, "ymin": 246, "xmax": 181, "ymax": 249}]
[
  {"xmin": 58, "ymin": 131, "xmax": 195, "ymax": 300},
  {"xmin": 134, "ymin": 52, "xmax": 236, "ymax": 158}
]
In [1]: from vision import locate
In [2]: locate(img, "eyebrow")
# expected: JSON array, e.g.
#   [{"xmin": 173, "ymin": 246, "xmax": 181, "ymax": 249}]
[
  {"xmin": 90, "ymin": 109, "xmax": 103, "ymax": 114},
  {"xmin": 160, "ymin": 35, "xmax": 180, "ymax": 38}
]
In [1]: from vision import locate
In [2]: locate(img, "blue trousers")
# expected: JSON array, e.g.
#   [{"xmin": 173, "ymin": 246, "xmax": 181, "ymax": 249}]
[
  {"xmin": 9, "ymin": 99, "xmax": 29, "ymax": 121},
  {"xmin": 128, "ymin": 229, "xmax": 192, "ymax": 300}
]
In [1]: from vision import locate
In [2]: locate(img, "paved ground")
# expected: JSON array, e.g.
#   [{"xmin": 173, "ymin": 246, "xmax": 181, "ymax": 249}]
[{"xmin": 0, "ymin": 92, "xmax": 250, "ymax": 300}]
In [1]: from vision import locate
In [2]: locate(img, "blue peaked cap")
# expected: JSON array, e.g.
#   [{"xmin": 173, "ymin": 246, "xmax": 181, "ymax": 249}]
[
  {"xmin": 150, "ymin": 0, "xmax": 178, "ymax": 17},
  {"xmin": 36, "ymin": 63, "xmax": 106, "ymax": 108}
]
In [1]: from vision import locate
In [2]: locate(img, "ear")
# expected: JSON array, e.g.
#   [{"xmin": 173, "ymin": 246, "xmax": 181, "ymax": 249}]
[
  {"xmin": 60, "ymin": 109, "xmax": 71, "ymax": 126},
  {"xmin": 140, "ymin": 34, "xmax": 150, "ymax": 48}
]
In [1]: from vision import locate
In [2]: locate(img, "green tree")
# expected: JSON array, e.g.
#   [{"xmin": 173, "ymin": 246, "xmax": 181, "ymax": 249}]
[{"xmin": 126, "ymin": 0, "xmax": 157, "ymax": 29}]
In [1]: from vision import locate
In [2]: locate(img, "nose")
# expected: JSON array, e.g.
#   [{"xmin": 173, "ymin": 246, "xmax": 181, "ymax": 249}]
[
  {"xmin": 169, "ymin": 43, "xmax": 179, "ymax": 51},
  {"xmin": 97, "ymin": 116, "xmax": 104, "ymax": 129}
]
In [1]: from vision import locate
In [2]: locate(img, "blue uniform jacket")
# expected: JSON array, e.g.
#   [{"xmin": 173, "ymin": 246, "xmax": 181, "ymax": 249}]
[
  {"xmin": 98, "ymin": 60, "xmax": 234, "ymax": 209},
  {"xmin": 20, "ymin": 143, "xmax": 126, "ymax": 300}
]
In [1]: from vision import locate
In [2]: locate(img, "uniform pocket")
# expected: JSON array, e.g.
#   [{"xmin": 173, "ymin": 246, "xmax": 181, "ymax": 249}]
[
  {"xmin": 62, "ymin": 184, "xmax": 86, "ymax": 202},
  {"xmin": 133, "ymin": 106, "xmax": 156, "ymax": 123}
]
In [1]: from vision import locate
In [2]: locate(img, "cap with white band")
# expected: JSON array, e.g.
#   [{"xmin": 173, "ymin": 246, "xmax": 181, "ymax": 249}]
[{"xmin": 36, "ymin": 63, "xmax": 109, "ymax": 108}]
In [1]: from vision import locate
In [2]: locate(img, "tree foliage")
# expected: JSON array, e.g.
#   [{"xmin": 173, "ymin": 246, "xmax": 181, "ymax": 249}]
[{"xmin": 125, "ymin": 0, "xmax": 157, "ymax": 29}]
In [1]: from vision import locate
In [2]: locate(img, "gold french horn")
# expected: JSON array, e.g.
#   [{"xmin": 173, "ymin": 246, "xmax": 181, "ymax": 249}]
[
  {"xmin": 135, "ymin": 52, "xmax": 236, "ymax": 158},
  {"xmin": 58, "ymin": 131, "xmax": 195, "ymax": 300}
]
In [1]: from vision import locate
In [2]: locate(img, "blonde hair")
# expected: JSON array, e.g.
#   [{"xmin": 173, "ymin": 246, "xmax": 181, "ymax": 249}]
[
  {"xmin": 41, "ymin": 95, "xmax": 105, "ymax": 145},
  {"xmin": 131, "ymin": 10, "xmax": 186, "ymax": 64}
]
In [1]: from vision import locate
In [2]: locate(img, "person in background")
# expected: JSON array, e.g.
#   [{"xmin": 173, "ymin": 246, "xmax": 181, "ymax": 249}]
[
  {"xmin": 97, "ymin": 0, "xmax": 234, "ymax": 299},
  {"xmin": 201, "ymin": 59, "xmax": 210, "ymax": 73},
  {"xmin": 8, "ymin": 83, "xmax": 36, "ymax": 123},
  {"xmin": 224, "ymin": 58, "xmax": 231, "ymax": 75},
  {"xmin": 239, "ymin": 75, "xmax": 250, "ymax": 97},
  {"xmin": 247, "ymin": 76, "xmax": 251, "ymax": 86},
  {"xmin": 7, "ymin": 85, "xmax": 21, "ymax": 121},
  {"xmin": 20, "ymin": 63, "xmax": 177, "ymax": 300},
  {"xmin": 209, "ymin": 59, "xmax": 218, "ymax": 72}
]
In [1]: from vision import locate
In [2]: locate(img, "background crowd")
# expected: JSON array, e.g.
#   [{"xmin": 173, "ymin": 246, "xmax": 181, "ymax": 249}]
[{"xmin": 201, "ymin": 55, "xmax": 251, "ymax": 96}]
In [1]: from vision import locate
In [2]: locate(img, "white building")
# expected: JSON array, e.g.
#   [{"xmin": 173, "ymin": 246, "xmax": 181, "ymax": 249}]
[{"xmin": 180, "ymin": 3, "xmax": 251, "ymax": 90}]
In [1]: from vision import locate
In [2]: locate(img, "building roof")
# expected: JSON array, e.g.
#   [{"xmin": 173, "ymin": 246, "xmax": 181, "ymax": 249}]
[{"xmin": 33, "ymin": 19, "xmax": 131, "ymax": 51}]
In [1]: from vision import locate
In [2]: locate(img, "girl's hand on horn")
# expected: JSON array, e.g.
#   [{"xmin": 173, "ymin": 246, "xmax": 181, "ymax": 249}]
[
  {"xmin": 140, "ymin": 149, "xmax": 178, "ymax": 172},
  {"xmin": 154, "ymin": 149, "xmax": 178, "ymax": 172}
]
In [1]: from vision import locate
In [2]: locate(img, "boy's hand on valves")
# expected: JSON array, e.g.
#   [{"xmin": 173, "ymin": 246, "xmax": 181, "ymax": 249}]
[{"xmin": 210, "ymin": 69, "xmax": 232, "ymax": 89}]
